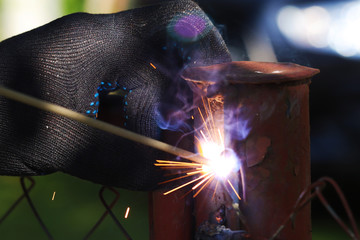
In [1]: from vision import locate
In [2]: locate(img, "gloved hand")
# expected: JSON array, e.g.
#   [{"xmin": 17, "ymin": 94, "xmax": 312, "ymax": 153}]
[{"xmin": 0, "ymin": 0, "xmax": 231, "ymax": 190}]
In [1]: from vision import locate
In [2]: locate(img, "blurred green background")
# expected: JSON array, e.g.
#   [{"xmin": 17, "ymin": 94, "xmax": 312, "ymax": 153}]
[
  {"xmin": 0, "ymin": 0, "xmax": 140, "ymax": 41},
  {"xmin": 0, "ymin": 174, "xmax": 149, "ymax": 239},
  {"xmin": 0, "ymin": 0, "xmax": 357, "ymax": 239},
  {"xmin": 0, "ymin": 173, "xmax": 354, "ymax": 239}
]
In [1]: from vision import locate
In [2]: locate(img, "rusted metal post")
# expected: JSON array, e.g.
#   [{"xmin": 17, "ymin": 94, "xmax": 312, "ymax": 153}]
[
  {"xmin": 182, "ymin": 61, "xmax": 319, "ymax": 240},
  {"xmin": 149, "ymin": 190, "xmax": 194, "ymax": 240},
  {"xmin": 149, "ymin": 130, "xmax": 194, "ymax": 240},
  {"xmin": 184, "ymin": 73, "xmax": 242, "ymax": 238}
]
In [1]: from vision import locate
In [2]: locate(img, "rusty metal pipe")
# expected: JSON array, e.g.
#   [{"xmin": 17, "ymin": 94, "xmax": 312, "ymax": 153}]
[
  {"xmin": 185, "ymin": 70, "xmax": 242, "ymax": 239},
  {"xmin": 182, "ymin": 61, "xmax": 319, "ymax": 240}
]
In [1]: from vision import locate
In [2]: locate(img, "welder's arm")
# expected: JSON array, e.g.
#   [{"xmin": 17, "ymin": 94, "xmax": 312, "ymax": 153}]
[{"xmin": 0, "ymin": 0, "xmax": 231, "ymax": 190}]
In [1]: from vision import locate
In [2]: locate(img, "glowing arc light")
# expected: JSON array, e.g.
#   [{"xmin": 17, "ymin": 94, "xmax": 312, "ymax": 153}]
[{"xmin": 156, "ymin": 100, "xmax": 242, "ymax": 200}]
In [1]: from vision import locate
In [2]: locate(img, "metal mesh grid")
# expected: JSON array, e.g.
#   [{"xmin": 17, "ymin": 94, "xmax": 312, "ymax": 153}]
[{"xmin": 1, "ymin": 175, "xmax": 358, "ymax": 239}]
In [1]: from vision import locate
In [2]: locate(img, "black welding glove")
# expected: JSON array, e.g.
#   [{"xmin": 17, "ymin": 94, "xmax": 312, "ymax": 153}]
[{"xmin": 0, "ymin": 0, "xmax": 231, "ymax": 190}]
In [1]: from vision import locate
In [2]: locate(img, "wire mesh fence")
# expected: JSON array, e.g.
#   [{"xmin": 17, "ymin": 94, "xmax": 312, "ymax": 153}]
[
  {"xmin": 0, "ymin": 173, "xmax": 149, "ymax": 240},
  {"xmin": 0, "ymin": 174, "xmax": 359, "ymax": 239}
]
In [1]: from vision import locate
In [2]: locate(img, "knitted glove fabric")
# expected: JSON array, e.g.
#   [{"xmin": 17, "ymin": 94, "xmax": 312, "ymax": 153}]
[{"xmin": 0, "ymin": 0, "xmax": 231, "ymax": 190}]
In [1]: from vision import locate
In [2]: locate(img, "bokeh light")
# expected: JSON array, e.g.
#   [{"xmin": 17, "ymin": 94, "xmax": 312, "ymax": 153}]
[
  {"xmin": 0, "ymin": 0, "xmax": 62, "ymax": 40},
  {"xmin": 277, "ymin": 1, "xmax": 360, "ymax": 58},
  {"xmin": 168, "ymin": 12, "xmax": 209, "ymax": 42}
]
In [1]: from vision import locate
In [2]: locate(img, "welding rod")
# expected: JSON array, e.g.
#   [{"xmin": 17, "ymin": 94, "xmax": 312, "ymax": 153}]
[{"xmin": 0, "ymin": 85, "xmax": 205, "ymax": 163}]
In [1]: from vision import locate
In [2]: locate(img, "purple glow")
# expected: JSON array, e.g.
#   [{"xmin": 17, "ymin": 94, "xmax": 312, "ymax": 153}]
[
  {"xmin": 224, "ymin": 108, "xmax": 252, "ymax": 142},
  {"xmin": 173, "ymin": 15, "xmax": 207, "ymax": 39}
]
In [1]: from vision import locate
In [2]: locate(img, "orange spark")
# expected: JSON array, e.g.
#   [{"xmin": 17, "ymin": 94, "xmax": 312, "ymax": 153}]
[
  {"xmin": 163, "ymin": 169, "xmax": 202, "ymax": 177},
  {"xmin": 193, "ymin": 175, "xmax": 215, "ymax": 198},
  {"xmin": 155, "ymin": 160, "xmax": 202, "ymax": 167},
  {"xmin": 227, "ymin": 180, "xmax": 241, "ymax": 200},
  {"xmin": 150, "ymin": 62, "xmax": 157, "ymax": 69},
  {"xmin": 186, "ymin": 170, "xmax": 203, "ymax": 175},
  {"xmin": 192, "ymin": 172, "xmax": 213, "ymax": 190},
  {"xmin": 197, "ymin": 107, "xmax": 213, "ymax": 142},
  {"xmin": 201, "ymin": 97, "xmax": 218, "ymax": 141},
  {"xmin": 218, "ymin": 128, "xmax": 224, "ymax": 147},
  {"xmin": 159, "ymin": 170, "xmax": 202, "ymax": 185},
  {"xmin": 200, "ymin": 130, "xmax": 209, "ymax": 143},
  {"xmin": 124, "ymin": 207, "xmax": 130, "ymax": 219},
  {"xmin": 163, "ymin": 172, "xmax": 210, "ymax": 196},
  {"xmin": 212, "ymin": 181, "xmax": 219, "ymax": 200}
]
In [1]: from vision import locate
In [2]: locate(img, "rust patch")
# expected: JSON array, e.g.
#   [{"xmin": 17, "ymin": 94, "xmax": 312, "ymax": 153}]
[
  {"xmin": 245, "ymin": 136, "xmax": 271, "ymax": 167},
  {"xmin": 245, "ymin": 166, "xmax": 271, "ymax": 191}
]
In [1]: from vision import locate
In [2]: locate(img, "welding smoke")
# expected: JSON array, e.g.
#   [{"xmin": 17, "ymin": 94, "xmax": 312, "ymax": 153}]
[{"xmin": 155, "ymin": 5, "xmax": 231, "ymax": 133}]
